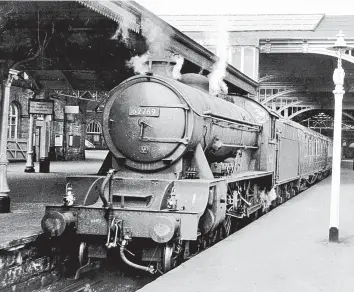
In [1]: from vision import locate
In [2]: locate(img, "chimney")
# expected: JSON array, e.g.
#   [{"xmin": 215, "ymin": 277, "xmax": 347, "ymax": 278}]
[{"xmin": 146, "ymin": 52, "xmax": 177, "ymax": 78}]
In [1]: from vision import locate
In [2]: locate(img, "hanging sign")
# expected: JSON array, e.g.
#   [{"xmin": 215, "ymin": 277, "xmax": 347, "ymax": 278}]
[{"xmin": 29, "ymin": 100, "xmax": 54, "ymax": 115}]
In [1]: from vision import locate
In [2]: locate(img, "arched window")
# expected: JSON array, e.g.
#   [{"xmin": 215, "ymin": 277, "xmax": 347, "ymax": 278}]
[
  {"xmin": 8, "ymin": 103, "xmax": 19, "ymax": 139},
  {"xmin": 86, "ymin": 120, "xmax": 102, "ymax": 134}
]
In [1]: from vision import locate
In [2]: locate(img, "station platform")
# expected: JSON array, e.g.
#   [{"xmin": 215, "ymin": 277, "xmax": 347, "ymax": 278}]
[
  {"xmin": 0, "ymin": 150, "xmax": 107, "ymax": 249},
  {"xmin": 138, "ymin": 165, "xmax": 354, "ymax": 292}
]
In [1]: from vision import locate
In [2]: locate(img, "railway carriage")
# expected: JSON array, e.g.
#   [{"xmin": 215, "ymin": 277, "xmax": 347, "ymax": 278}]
[
  {"xmin": 41, "ymin": 73, "xmax": 332, "ymax": 276},
  {"xmin": 275, "ymin": 119, "xmax": 332, "ymax": 201}
]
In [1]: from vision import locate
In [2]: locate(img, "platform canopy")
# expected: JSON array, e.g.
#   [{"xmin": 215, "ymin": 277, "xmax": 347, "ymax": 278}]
[{"xmin": 160, "ymin": 14, "xmax": 325, "ymax": 32}]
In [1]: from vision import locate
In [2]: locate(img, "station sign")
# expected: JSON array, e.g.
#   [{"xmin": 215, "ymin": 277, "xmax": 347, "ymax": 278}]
[
  {"xmin": 65, "ymin": 106, "xmax": 79, "ymax": 114},
  {"xmin": 29, "ymin": 100, "xmax": 54, "ymax": 115}
]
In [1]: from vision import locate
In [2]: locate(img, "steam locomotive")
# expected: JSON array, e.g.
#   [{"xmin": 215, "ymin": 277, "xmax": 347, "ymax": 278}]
[{"xmin": 41, "ymin": 72, "xmax": 332, "ymax": 276}]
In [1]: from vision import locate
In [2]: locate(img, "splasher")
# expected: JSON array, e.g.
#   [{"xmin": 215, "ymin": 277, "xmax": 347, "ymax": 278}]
[{"xmin": 208, "ymin": 18, "xmax": 229, "ymax": 96}]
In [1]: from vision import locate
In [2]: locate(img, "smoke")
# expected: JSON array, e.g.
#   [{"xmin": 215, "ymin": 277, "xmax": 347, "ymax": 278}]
[
  {"xmin": 126, "ymin": 53, "xmax": 149, "ymax": 75},
  {"xmin": 142, "ymin": 18, "xmax": 171, "ymax": 56},
  {"xmin": 126, "ymin": 18, "xmax": 183, "ymax": 77},
  {"xmin": 110, "ymin": 24, "xmax": 129, "ymax": 44},
  {"xmin": 208, "ymin": 18, "xmax": 229, "ymax": 96},
  {"xmin": 172, "ymin": 54, "xmax": 184, "ymax": 80},
  {"xmin": 259, "ymin": 188, "xmax": 277, "ymax": 211}
]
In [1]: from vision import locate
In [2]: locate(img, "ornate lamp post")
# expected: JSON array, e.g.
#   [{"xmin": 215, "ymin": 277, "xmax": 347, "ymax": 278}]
[
  {"xmin": 0, "ymin": 69, "xmax": 20, "ymax": 213},
  {"xmin": 327, "ymin": 31, "xmax": 353, "ymax": 242}
]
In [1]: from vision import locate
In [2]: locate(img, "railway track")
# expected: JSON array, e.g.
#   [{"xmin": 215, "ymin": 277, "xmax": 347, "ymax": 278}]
[
  {"xmin": 37, "ymin": 201, "xmax": 295, "ymax": 292},
  {"xmin": 53, "ymin": 279, "xmax": 102, "ymax": 292},
  {"xmin": 37, "ymin": 263, "xmax": 155, "ymax": 292}
]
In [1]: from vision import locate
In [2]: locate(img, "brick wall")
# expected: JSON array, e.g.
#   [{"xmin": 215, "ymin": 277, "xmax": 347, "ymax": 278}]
[
  {"xmin": 7, "ymin": 88, "xmax": 87, "ymax": 161},
  {"xmin": 9, "ymin": 87, "xmax": 33, "ymax": 140},
  {"xmin": 86, "ymin": 111, "xmax": 106, "ymax": 149}
]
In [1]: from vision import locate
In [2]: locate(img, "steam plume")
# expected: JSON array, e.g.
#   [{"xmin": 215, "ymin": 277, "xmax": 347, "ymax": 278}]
[
  {"xmin": 111, "ymin": 24, "xmax": 129, "ymax": 44},
  {"xmin": 126, "ymin": 53, "xmax": 149, "ymax": 75},
  {"xmin": 142, "ymin": 18, "xmax": 170, "ymax": 56},
  {"xmin": 208, "ymin": 18, "xmax": 229, "ymax": 96},
  {"xmin": 172, "ymin": 54, "xmax": 184, "ymax": 80},
  {"xmin": 126, "ymin": 17, "xmax": 181, "ymax": 76},
  {"xmin": 260, "ymin": 188, "xmax": 277, "ymax": 211}
]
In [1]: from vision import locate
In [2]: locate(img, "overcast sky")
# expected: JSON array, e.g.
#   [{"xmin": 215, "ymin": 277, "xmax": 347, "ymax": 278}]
[{"xmin": 135, "ymin": 0, "xmax": 354, "ymax": 15}]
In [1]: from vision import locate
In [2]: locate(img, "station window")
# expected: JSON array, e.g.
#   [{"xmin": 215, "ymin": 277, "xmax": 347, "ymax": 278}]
[
  {"xmin": 87, "ymin": 120, "xmax": 102, "ymax": 134},
  {"xmin": 8, "ymin": 102, "xmax": 19, "ymax": 139},
  {"xmin": 259, "ymin": 87, "xmax": 283, "ymax": 102}
]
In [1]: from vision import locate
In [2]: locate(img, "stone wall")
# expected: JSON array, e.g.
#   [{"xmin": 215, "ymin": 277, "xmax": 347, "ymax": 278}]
[{"xmin": 0, "ymin": 235, "xmax": 60, "ymax": 292}]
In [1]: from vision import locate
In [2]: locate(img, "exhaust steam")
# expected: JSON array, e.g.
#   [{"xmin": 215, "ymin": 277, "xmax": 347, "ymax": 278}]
[
  {"xmin": 172, "ymin": 54, "xmax": 184, "ymax": 80},
  {"xmin": 126, "ymin": 18, "xmax": 183, "ymax": 78},
  {"xmin": 208, "ymin": 18, "xmax": 229, "ymax": 96}
]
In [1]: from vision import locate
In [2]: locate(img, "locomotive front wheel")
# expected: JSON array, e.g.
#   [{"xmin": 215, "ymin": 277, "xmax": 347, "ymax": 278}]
[
  {"xmin": 78, "ymin": 242, "xmax": 89, "ymax": 267},
  {"xmin": 162, "ymin": 242, "xmax": 181, "ymax": 273}
]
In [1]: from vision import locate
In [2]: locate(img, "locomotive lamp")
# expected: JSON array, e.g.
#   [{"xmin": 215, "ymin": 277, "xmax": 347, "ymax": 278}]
[
  {"xmin": 63, "ymin": 183, "xmax": 76, "ymax": 206},
  {"xmin": 327, "ymin": 31, "xmax": 353, "ymax": 242},
  {"xmin": 167, "ymin": 189, "xmax": 178, "ymax": 210}
]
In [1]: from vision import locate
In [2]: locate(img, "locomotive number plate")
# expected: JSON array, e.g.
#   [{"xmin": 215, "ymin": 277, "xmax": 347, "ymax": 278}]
[{"xmin": 129, "ymin": 107, "xmax": 160, "ymax": 117}]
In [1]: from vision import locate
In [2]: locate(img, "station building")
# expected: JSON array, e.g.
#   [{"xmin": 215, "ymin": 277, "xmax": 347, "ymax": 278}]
[{"xmin": 2, "ymin": 1, "xmax": 256, "ymax": 164}]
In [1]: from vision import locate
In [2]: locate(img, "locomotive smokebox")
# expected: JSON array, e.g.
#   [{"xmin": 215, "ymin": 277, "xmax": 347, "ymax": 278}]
[{"xmin": 103, "ymin": 73, "xmax": 261, "ymax": 172}]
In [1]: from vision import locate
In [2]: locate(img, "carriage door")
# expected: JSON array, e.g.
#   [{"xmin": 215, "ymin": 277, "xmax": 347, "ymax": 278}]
[
  {"xmin": 274, "ymin": 120, "xmax": 280, "ymax": 181},
  {"xmin": 268, "ymin": 117, "xmax": 278, "ymax": 181}
]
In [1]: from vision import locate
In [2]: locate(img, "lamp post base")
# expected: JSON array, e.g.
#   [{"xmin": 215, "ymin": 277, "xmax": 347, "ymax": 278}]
[
  {"xmin": 329, "ymin": 227, "xmax": 339, "ymax": 242},
  {"xmin": 0, "ymin": 195, "xmax": 10, "ymax": 213},
  {"xmin": 24, "ymin": 166, "xmax": 35, "ymax": 173}
]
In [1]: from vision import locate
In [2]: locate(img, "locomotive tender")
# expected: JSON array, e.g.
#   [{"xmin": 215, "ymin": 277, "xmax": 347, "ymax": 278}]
[{"xmin": 41, "ymin": 72, "xmax": 332, "ymax": 275}]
